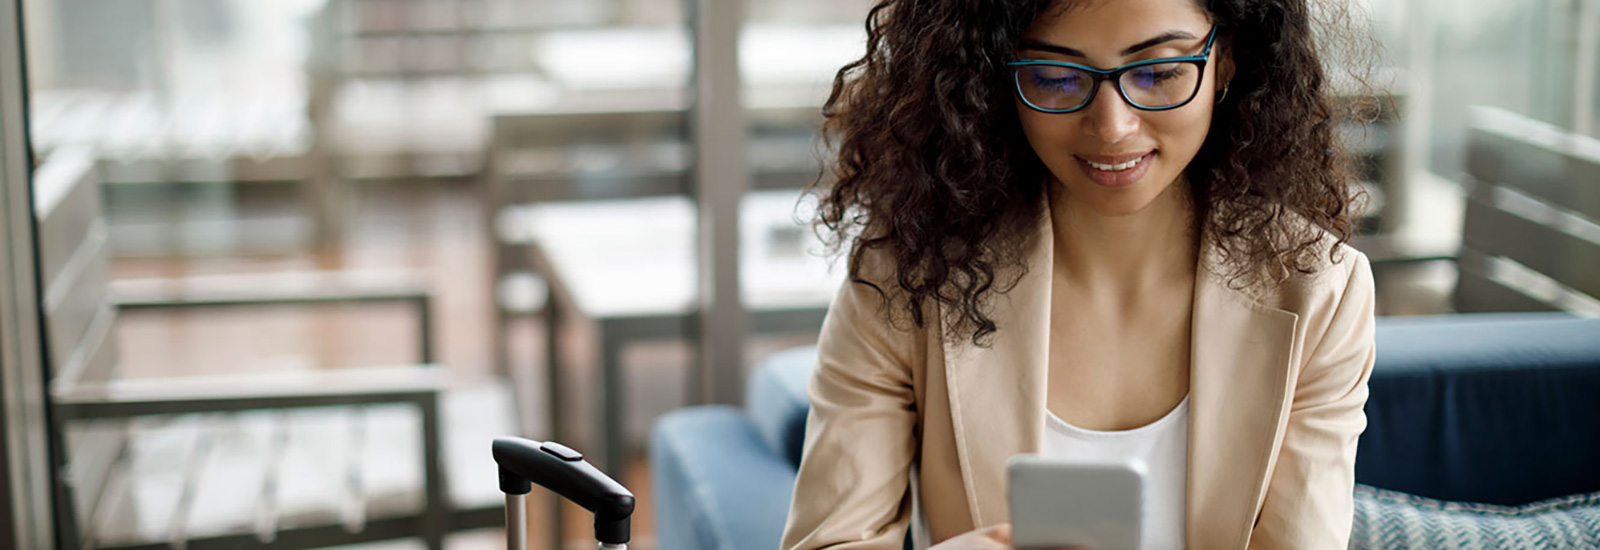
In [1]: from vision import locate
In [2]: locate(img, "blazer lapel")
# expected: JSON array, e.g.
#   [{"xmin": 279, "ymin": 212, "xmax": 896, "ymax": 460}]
[
  {"xmin": 1186, "ymin": 259, "xmax": 1300, "ymax": 549},
  {"xmin": 940, "ymin": 211, "xmax": 1054, "ymax": 529}
]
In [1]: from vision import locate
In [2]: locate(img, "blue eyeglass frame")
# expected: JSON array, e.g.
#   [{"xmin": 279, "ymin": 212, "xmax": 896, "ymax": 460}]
[{"xmin": 1008, "ymin": 25, "xmax": 1219, "ymax": 114}]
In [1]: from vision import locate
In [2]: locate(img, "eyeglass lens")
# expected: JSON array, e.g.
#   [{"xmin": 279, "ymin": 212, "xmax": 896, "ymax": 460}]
[{"xmin": 1016, "ymin": 62, "xmax": 1202, "ymax": 111}]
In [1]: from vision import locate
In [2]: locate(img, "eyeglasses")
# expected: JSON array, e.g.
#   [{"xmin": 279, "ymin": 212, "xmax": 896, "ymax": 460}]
[{"xmin": 1008, "ymin": 25, "xmax": 1218, "ymax": 114}]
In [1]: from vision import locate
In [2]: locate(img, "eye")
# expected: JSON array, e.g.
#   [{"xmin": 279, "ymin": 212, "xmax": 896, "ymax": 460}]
[
  {"xmin": 1127, "ymin": 63, "xmax": 1186, "ymax": 88},
  {"xmin": 1026, "ymin": 66, "xmax": 1088, "ymax": 92}
]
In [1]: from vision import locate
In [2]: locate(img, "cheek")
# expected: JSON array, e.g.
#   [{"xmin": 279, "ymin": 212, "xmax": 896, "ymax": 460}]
[
  {"xmin": 1017, "ymin": 107, "xmax": 1071, "ymax": 160},
  {"xmin": 1148, "ymin": 106, "xmax": 1214, "ymax": 162},
  {"xmin": 1016, "ymin": 101, "xmax": 1046, "ymax": 146}
]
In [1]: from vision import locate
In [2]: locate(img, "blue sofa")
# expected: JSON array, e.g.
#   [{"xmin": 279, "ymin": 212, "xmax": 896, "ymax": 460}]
[{"xmin": 650, "ymin": 313, "xmax": 1600, "ymax": 550}]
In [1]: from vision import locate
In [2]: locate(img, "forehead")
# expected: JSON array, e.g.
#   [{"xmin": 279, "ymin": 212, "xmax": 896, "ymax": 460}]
[{"xmin": 1028, "ymin": 0, "xmax": 1212, "ymax": 49}]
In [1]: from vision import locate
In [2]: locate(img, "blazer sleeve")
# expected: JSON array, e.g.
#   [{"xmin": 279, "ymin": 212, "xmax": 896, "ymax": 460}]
[
  {"xmin": 780, "ymin": 270, "xmax": 923, "ymax": 550},
  {"xmin": 1250, "ymin": 252, "xmax": 1377, "ymax": 549}
]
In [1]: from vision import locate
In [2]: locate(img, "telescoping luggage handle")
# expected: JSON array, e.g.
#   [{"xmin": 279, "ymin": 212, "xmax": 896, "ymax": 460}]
[{"xmin": 493, "ymin": 437, "xmax": 635, "ymax": 550}]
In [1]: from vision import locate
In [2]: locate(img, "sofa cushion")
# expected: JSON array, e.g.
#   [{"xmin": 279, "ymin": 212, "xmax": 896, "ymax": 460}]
[
  {"xmin": 1358, "ymin": 313, "xmax": 1600, "ymax": 505},
  {"xmin": 1349, "ymin": 484, "xmax": 1600, "ymax": 550},
  {"xmin": 745, "ymin": 346, "xmax": 816, "ymax": 467},
  {"xmin": 651, "ymin": 406, "xmax": 800, "ymax": 550}
]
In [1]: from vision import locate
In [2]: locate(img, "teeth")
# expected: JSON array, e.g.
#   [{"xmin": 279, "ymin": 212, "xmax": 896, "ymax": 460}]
[{"xmin": 1086, "ymin": 155, "xmax": 1145, "ymax": 171}]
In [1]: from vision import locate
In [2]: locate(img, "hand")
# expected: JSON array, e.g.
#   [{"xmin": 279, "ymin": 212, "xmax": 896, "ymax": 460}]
[
  {"xmin": 926, "ymin": 523, "xmax": 1014, "ymax": 550},
  {"xmin": 926, "ymin": 523, "xmax": 1094, "ymax": 550}
]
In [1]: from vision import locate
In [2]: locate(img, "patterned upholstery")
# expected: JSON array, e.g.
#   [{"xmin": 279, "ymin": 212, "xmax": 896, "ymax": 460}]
[{"xmin": 1350, "ymin": 484, "xmax": 1600, "ymax": 549}]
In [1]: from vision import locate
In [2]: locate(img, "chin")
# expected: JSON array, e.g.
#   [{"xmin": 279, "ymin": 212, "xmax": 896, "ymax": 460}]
[{"xmin": 1057, "ymin": 176, "xmax": 1176, "ymax": 217}]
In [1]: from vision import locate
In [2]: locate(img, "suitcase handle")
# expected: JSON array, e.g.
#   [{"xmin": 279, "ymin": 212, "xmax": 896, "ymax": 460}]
[{"xmin": 493, "ymin": 437, "xmax": 635, "ymax": 548}]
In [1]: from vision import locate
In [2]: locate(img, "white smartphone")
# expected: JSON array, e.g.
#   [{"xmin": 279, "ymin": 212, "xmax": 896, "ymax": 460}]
[{"xmin": 1007, "ymin": 454, "xmax": 1145, "ymax": 550}]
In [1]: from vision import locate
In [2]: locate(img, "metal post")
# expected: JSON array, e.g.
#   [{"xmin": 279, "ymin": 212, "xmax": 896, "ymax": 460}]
[
  {"xmin": 690, "ymin": 0, "xmax": 748, "ymax": 407},
  {"xmin": 543, "ymin": 287, "xmax": 566, "ymax": 550},
  {"xmin": 1573, "ymin": 0, "xmax": 1598, "ymax": 136},
  {"xmin": 1395, "ymin": 0, "xmax": 1435, "ymax": 233},
  {"xmin": 600, "ymin": 323, "xmax": 624, "ymax": 478},
  {"xmin": 0, "ymin": 0, "xmax": 58, "ymax": 546},
  {"xmin": 505, "ymin": 493, "xmax": 526, "ymax": 550},
  {"xmin": 416, "ymin": 295, "xmax": 434, "ymax": 364},
  {"xmin": 419, "ymin": 394, "xmax": 446, "ymax": 550}
]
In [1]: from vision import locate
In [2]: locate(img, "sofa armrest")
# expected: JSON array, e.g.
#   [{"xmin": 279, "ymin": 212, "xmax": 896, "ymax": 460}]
[
  {"xmin": 651, "ymin": 406, "xmax": 798, "ymax": 550},
  {"xmin": 1360, "ymin": 313, "xmax": 1600, "ymax": 505}
]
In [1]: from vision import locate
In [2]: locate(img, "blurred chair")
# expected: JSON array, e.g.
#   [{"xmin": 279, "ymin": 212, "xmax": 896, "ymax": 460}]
[
  {"xmin": 480, "ymin": 100, "xmax": 826, "ymax": 424},
  {"xmin": 27, "ymin": 0, "xmax": 317, "ymax": 255},
  {"xmin": 479, "ymin": 109, "xmax": 692, "ymax": 515},
  {"xmin": 36, "ymin": 148, "xmax": 505, "ymax": 550},
  {"xmin": 1358, "ymin": 105, "xmax": 1600, "ymax": 315},
  {"xmin": 301, "ymin": 0, "xmax": 576, "ymax": 252},
  {"xmin": 1453, "ymin": 106, "xmax": 1600, "ymax": 313},
  {"xmin": 650, "ymin": 312, "xmax": 1600, "ymax": 550},
  {"xmin": 26, "ymin": 91, "xmax": 319, "ymax": 256},
  {"xmin": 481, "ymin": 104, "xmax": 688, "ymax": 369},
  {"xmin": 480, "ymin": 100, "xmax": 827, "ymax": 547}
]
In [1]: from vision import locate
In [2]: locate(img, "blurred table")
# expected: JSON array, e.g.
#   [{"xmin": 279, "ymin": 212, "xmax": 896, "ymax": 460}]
[{"xmin": 500, "ymin": 190, "xmax": 843, "ymax": 476}]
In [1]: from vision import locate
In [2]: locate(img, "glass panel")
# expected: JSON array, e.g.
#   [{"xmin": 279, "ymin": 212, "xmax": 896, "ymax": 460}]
[
  {"xmin": 735, "ymin": 0, "xmax": 874, "ymax": 374},
  {"xmin": 24, "ymin": 0, "xmax": 693, "ymax": 548},
  {"xmin": 1420, "ymin": 0, "xmax": 1578, "ymax": 174},
  {"xmin": 732, "ymin": 2, "xmax": 870, "ymax": 311}
]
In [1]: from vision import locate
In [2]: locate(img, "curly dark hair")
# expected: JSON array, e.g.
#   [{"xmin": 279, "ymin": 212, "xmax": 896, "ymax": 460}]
[{"xmin": 811, "ymin": 0, "xmax": 1374, "ymax": 345}]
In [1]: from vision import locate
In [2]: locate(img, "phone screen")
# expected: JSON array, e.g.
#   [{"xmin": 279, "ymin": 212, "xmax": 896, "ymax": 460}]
[{"xmin": 1006, "ymin": 454, "xmax": 1144, "ymax": 550}]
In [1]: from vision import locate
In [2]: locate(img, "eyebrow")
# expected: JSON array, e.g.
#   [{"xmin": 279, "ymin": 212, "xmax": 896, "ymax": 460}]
[{"xmin": 1019, "ymin": 30, "xmax": 1200, "ymax": 59}]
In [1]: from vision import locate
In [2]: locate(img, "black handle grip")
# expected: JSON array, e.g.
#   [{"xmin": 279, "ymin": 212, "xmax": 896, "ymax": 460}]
[{"xmin": 493, "ymin": 437, "xmax": 635, "ymax": 545}]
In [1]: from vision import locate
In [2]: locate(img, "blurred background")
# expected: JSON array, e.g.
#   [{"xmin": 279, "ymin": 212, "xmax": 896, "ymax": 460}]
[{"xmin": 2, "ymin": 0, "xmax": 1597, "ymax": 549}]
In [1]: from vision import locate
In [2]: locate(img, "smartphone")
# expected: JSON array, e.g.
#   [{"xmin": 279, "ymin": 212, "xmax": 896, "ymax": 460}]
[{"xmin": 1007, "ymin": 454, "xmax": 1145, "ymax": 550}]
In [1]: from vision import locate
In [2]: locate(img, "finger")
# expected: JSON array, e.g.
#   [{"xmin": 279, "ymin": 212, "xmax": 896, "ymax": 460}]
[{"xmin": 985, "ymin": 523, "xmax": 1012, "ymax": 544}]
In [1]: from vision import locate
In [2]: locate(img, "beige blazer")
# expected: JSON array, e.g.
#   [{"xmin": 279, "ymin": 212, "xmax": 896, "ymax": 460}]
[{"xmin": 780, "ymin": 210, "xmax": 1377, "ymax": 550}]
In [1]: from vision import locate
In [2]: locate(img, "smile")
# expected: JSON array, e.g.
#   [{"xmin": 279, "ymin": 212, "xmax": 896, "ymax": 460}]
[
  {"xmin": 1073, "ymin": 152, "xmax": 1156, "ymax": 188},
  {"xmin": 1084, "ymin": 157, "xmax": 1145, "ymax": 172}
]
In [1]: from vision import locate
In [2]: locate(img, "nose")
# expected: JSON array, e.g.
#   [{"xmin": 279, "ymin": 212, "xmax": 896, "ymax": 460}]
[{"xmin": 1081, "ymin": 80, "xmax": 1140, "ymax": 144}]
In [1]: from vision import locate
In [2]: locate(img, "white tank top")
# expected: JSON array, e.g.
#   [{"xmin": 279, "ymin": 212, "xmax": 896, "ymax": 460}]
[
  {"xmin": 908, "ymin": 397, "xmax": 1190, "ymax": 550},
  {"xmin": 1043, "ymin": 396, "xmax": 1190, "ymax": 550}
]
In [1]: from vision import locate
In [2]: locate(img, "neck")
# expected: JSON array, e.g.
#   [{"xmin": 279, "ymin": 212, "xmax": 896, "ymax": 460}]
[{"xmin": 1047, "ymin": 179, "xmax": 1199, "ymax": 292}]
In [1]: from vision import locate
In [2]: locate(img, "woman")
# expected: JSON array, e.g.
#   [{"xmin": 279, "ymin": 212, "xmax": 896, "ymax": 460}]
[{"xmin": 781, "ymin": 0, "xmax": 1377, "ymax": 548}]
